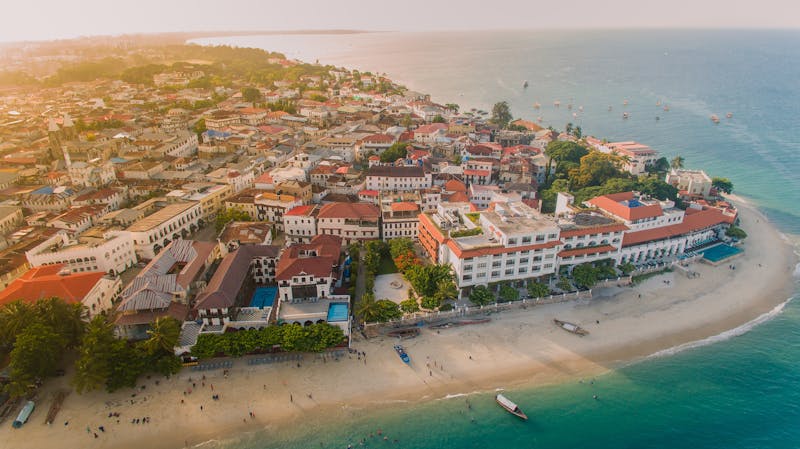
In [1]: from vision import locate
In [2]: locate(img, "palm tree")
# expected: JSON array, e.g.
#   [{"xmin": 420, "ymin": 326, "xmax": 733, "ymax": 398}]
[
  {"xmin": 0, "ymin": 301, "xmax": 36, "ymax": 349},
  {"xmin": 354, "ymin": 292, "xmax": 380, "ymax": 323},
  {"xmin": 143, "ymin": 317, "xmax": 181, "ymax": 355},
  {"xmin": 670, "ymin": 156, "xmax": 685, "ymax": 170},
  {"xmin": 433, "ymin": 279, "xmax": 458, "ymax": 304}
]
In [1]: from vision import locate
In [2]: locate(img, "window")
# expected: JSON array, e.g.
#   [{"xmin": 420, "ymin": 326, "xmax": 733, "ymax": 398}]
[
  {"xmin": 505, "ymin": 269, "xmax": 514, "ymax": 275},
  {"xmin": 491, "ymin": 271, "xmax": 500, "ymax": 277},
  {"xmin": 492, "ymin": 261, "xmax": 501, "ymax": 268},
  {"xmin": 508, "ymin": 238, "xmax": 517, "ymax": 245},
  {"xmin": 536, "ymin": 234, "xmax": 545, "ymax": 242},
  {"xmin": 477, "ymin": 262, "xmax": 487, "ymax": 269},
  {"xmin": 462, "ymin": 274, "xmax": 472, "ymax": 281},
  {"xmin": 544, "ymin": 263, "xmax": 553, "ymax": 269},
  {"xmin": 464, "ymin": 265, "xmax": 473, "ymax": 272},
  {"xmin": 522, "ymin": 236, "xmax": 532, "ymax": 244},
  {"xmin": 477, "ymin": 272, "xmax": 486, "ymax": 278},
  {"xmin": 506, "ymin": 259, "xmax": 515, "ymax": 265},
  {"xmin": 518, "ymin": 267, "xmax": 527, "ymax": 274},
  {"xmin": 548, "ymin": 233, "xmax": 558, "ymax": 239},
  {"xmin": 520, "ymin": 258, "xmax": 529, "ymax": 264}
]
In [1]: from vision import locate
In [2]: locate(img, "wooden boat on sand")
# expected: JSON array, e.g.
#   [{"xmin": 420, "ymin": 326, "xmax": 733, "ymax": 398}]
[{"xmin": 553, "ymin": 319, "xmax": 589, "ymax": 336}]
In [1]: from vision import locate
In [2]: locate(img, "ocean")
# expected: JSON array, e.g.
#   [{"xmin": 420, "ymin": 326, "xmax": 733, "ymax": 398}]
[{"xmin": 190, "ymin": 30, "xmax": 800, "ymax": 449}]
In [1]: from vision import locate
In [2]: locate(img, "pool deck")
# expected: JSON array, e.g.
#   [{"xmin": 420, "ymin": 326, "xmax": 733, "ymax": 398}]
[{"xmin": 701, "ymin": 244, "xmax": 744, "ymax": 266}]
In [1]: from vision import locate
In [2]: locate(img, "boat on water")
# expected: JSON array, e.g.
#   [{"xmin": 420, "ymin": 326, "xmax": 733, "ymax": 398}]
[
  {"xmin": 495, "ymin": 394, "xmax": 528, "ymax": 420},
  {"xmin": 553, "ymin": 319, "xmax": 589, "ymax": 336},
  {"xmin": 533, "ymin": 102, "xmax": 541, "ymax": 109},
  {"xmin": 726, "ymin": 112, "xmax": 733, "ymax": 118},
  {"xmin": 12, "ymin": 401, "xmax": 34, "ymax": 429},
  {"xmin": 523, "ymin": 80, "xmax": 529, "ymax": 88},
  {"xmin": 710, "ymin": 114, "xmax": 720, "ymax": 124},
  {"xmin": 554, "ymin": 100, "xmax": 561, "ymax": 107},
  {"xmin": 623, "ymin": 99, "xmax": 629, "ymax": 106},
  {"xmin": 663, "ymin": 105, "xmax": 670, "ymax": 112},
  {"xmin": 393, "ymin": 345, "xmax": 410, "ymax": 364},
  {"xmin": 622, "ymin": 112, "xmax": 629, "ymax": 119}
]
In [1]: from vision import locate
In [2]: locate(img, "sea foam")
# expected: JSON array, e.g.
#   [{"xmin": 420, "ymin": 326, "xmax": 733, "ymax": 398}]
[{"xmin": 644, "ymin": 296, "xmax": 793, "ymax": 360}]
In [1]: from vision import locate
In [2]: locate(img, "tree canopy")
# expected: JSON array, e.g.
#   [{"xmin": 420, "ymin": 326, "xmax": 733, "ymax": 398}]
[
  {"xmin": 712, "ymin": 177, "xmax": 734, "ymax": 194},
  {"xmin": 468, "ymin": 285, "xmax": 494, "ymax": 306},
  {"xmin": 380, "ymin": 142, "xmax": 409, "ymax": 163},
  {"xmin": 216, "ymin": 207, "xmax": 252, "ymax": 232},
  {"xmin": 490, "ymin": 101, "xmax": 513, "ymax": 128}
]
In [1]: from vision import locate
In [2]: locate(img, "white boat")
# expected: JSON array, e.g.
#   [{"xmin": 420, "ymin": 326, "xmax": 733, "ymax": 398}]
[
  {"xmin": 12, "ymin": 401, "xmax": 34, "ymax": 429},
  {"xmin": 710, "ymin": 114, "xmax": 720, "ymax": 124},
  {"xmin": 553, "ymin": 319, "xmax": 589, "ymax": 336},
  {"xmin": 495, "ymin": 394, "xmax": 528, "ymax": 420},
  {"xmin": 533, "ymin": 102, "xmax": 541, "ymax": 109},
  {"xmin": 622, "ymin": 112, "xmax": 629, "ymax": 119},
  {"xmin": 726, "ymin": 112, "xmax": 733, "ymax": 118},
  {"xmin": 554, "ymin": 100, "xmax": 561, "ymax": 107}
]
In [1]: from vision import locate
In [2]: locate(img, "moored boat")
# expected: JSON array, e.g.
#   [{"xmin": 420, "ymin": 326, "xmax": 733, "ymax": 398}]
[
  {"xmin": 12, "ymin": 401, "xmax": 34, "ymax": 429},
  {"xmin": 710, "ymin": 114, "xmax": 720, "ymax": 123},
  {"xmin": 622, "ymin": 112, "xmax": 629, "ymax": 119},
  {"xmin": 523, "ymin": 80, "xmax": 529, "ymax": 88},
  {"xmin": 393, "ymin": 344, "xmax": 410, "ymax": 364},
  {"xmin": 553, "ymin": 319, "xmax": 589, "ymax": 336},
  {"xmin": 726, "ymin": 112, "xmax": 733, "ymax": 118},
  {"xmin": 495, "ymin": 394, "xmax": 528, "ymax": 420}
]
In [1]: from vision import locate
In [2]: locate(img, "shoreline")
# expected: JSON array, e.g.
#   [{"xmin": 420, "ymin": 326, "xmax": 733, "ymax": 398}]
[{"xmin": 1, "ymin": 199, "xmax": 796, "ymax": 449}]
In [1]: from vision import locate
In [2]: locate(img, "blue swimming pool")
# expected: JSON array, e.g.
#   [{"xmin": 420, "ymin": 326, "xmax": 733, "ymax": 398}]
[
  {"xmin": 702, "ymin": 244, "xmax": 743, "ymax": 263},
  {"xmin": 327, "ymin": 302, "xmax": 349, "ymax": 322},
  {"xmin": 250, "ymin": 286, "xmax": 277, "ymax": 308}
]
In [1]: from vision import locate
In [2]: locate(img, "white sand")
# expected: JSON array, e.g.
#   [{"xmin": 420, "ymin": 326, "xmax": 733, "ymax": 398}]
[{"xmin": 1, "ymin": 200, "xmax": 795, "ymax": 449}]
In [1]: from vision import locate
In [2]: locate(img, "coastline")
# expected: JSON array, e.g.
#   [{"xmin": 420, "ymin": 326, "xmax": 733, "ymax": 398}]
[{"xmin": 1, "ymin": 199, "xmax": 796, "ymax": 449}]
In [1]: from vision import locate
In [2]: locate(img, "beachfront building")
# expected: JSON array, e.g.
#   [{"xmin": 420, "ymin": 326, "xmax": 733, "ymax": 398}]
[
  {"xmin": 125, "ymin": 200, "xmax": 203, "ymax": 260},
  {"xmin": 419, "ymin": 201, "xmax": 561, "ymax": 296},
  {"xmin": 316, "ymin": 202, "xmax": 381, "ymax": 245},
  {"xmin": 193, "ymin": 245, "xmax": 281, "ymax": 329},
  {"xmin": 276, "ymin": 234, "xmax": 342, "ymax": 303},
  {"xmin": 365, "ymin": 166, "xmax": 432, "ymax": 192},
  {"xmin": 283, "ymin": 205, "xmax": 319, "ymax": 244},
  {"xmin": 275, "ymin": 234, "xmax": 350, "ymax": 334},
  {"xmin": 665, "ymin": 169, "xmax": 713, "ymax": 199},
  {"xmin": 554, "ymin": 195, "xmax": 629, "ymax": 268},
  {"xmin": 25, "ymin": 229, "xmax": 136, "ymax": 275},
  {"xmin": 0, "ymin": 264, "xmax": 121, "ymax": 318},
  {"xmin": 585, "ymin": 192, "xmax": 735, "ymax": 265},
  {"xmin": 115, "ymin": 239, "xmax": 219, "ymax": 339}
]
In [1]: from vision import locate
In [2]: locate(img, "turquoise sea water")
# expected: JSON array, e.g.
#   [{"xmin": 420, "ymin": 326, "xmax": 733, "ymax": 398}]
[{"xmin": 191, "ymin": 30, "xmax": 800, "ymax": 449}]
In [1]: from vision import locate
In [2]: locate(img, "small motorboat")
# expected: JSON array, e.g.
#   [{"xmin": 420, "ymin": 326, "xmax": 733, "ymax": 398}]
[
  {"xmin": 393, "ymin": 345, "xmax": 410, "ymax": 364},
  {"xmin": 663, "ymin": 105, "xmax": 670, "ymax": 112},
  {"xmin": 554, "ymin": 319, "xmax": 589, "ymax": 336},
  {"xmin": 726, "ymin": 112, "xmax": 733, "ymax": 118},
  {"xmin": 12, "ymin": 401, "xmax": 35, "ymax": 429},
  {"xmin": 622, "ymin": 112, "xmax": 629, "ymax": 119},
  {"xmin": 710, "ymin": 114, "xmax": 720, "ymax": 124},
  {"xmin": 623, "ymin": 99, "xmax": 629, "ymax": 106},
  {"xmin": 554, "ymin": 100, "xmax": 561, "ymax": 107},
  {"xmin": 533, "ymin": 102, "xmax": 541, "ymax": 109},
  {"xmin": 495, "ymin": 394, "xmax": 528, "ymax": 420},
  {"xmin": 523, "ymin": 80, "xmax": 529, "ymax": 88}
]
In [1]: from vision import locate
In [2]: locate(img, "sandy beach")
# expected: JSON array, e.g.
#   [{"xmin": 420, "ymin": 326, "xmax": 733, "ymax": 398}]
[{"xmin": 1, "ymin": 199, "xmax": 796, "ymax": 449}]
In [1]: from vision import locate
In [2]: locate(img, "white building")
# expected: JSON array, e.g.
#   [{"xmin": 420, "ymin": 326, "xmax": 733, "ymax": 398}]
[
  {"xmin": 26, "ymin": 230, "xmax": 136, "ymax": 275},
  {"xmin": 381, "ymin": 201, "xmax": 420, "ymax": 241},
  {"xmin": 365, "ymin": 166, "xmax": 432, "ymax": 192},
  {"xmin": 283, "ymin": 205, "xmax": 318, "ymax": 244},
  {"xmin": 316, "ymin": 202, "xmax": 381, "ymax": 245},
  {"xmin": 125, "ymin": 201, "xmax": 203, "ymax": 259},
  {"xmin": 665, "ymin": 169, "xmax": 713, "ymax": 199}
]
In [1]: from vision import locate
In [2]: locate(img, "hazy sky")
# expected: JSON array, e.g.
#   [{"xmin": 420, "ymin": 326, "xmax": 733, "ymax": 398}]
[{"xmin": 3, "ymin": 0, "xmax": 799, "ymax": 42}]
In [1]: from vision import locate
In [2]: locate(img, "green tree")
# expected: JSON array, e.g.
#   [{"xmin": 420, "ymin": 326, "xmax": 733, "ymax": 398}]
[
  {"xmin": 527, "ymin": 282, "xmax": 550, "ymax": 298},
  {"xmin": 0, "ymin": 301, "xmax": 37, "ymax": 352},
  {"xmin": 570, "ymin": 152, "xmax": 625, "ymax": 189},
  {"xmin": 468, "ymin": 285, "xmax": 494, "ymax": 306},
  {"xmin": 636, "ymin": 176, "xmax": 679, "ymax": 201},
  {"xmin": 216, "ymin": 207, "xmax": 252, "ymax": 232},
  {"xmin": 726, "ymin": 225, "xmax": 747, "ymax": 239},
  {"xmin": 498, "ymin": 283, "xmax": 520, "ymax": 302},
  {"xmin": 545, "ymin": 141, "xmax": 589, "ymax": 178},
  {"xmin": 445, "ymin": 103, "xmax": 460, "ymax": 113},
  {"xmin": 388, "ymin": 238, "xmax": 415, "ymax": 259},
  {"xmin": 573, "ymin": 126, "xmax": 583, "ymax": 139},
  {"xmin": 712, "ymin": 177, "xmax": 734, "ymax": 194},
  {"xmin": 142, "ymin": 317, "xmax": 181, "ymax": 355},
  {"xmin": 380, "ymin": 142, "xmax": 409, "ymax": 163},
  {"xmin": 432, "ymin": 115, "xmax": 446, "ymax": 123},
  {"xmin": 401, "ymin": 114, "xmax": 413, "ymax": 128},
  {"xmin": 565, "ymin": 122, "xmax": 574, "ymax": 135},
  {"xmin": 648, "ymin": 157, "xmax": 670, "ymax": 173},
  {"xmin": 433, "ymin": 278, "xmax": 458, "ymax": 305},
  {"xmin": 400, "ymin": 299, "xmax": 420, "ymax": 314},
  {"xmin": 34, "ymin": 297, "xmax": 85, "ymax": 349},
  {"xmin": 193, "ymin": 118, "xmax": 207, "ymax": 141},
  {"xmin": 7, "ymin": 323, "xmax": 65, "ymax": 397},
  {"xmin": 490, "ymin": 101, "xmax": 513, "ymax": 128},
  {"xmin": 242, "ymin": 87, "xmax": 262, "ymax": 105},
  {"xmin": 618, "ymin": 262, "xmax": 635, "ymax": 275},
  {"xmin": 375, "ymin": 300, "xmax": 403, "ymax": 321},
  {"xmin": 572, "ymin": 264, "xmax": 599, "ymax": 289},
  {"xmin": 73, "ymin": 316, "xmax": 116, "ymax": 394},
  {"xmin": 355, "ymin": 292, "xmax": 380, "ymax": 322},
  {"xmin": 420, "ymin": 296, "xmax": 441, "ymax": 310},
  {"xmin": 557, "ymin": 276, "xmax": 573, "ymax": 292},
  {"xmin": 670, "ymin": 156, "xmax": 685, "ymax": 170}
]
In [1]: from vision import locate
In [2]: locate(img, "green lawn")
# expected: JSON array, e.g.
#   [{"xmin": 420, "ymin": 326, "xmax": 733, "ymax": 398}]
[{"xmin": 377, "ymin": 254, "xmax": 399, "ymax": 275}]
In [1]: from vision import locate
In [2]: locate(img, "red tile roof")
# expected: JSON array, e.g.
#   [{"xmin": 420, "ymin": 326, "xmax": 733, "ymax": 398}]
[
  {"xmin": 362, "ymin": 133, "xmax": 394, "ymax": 143},
  {"xmin": 358, "ymin": 190, "xmax": 379, "ymax": 197},
  {"xmin": 285, "ymin": 205, "xmax": 316, "ymax": 216},
  {"xmin": 444, "ymin": 179, "xmax": 467, "ymax": 193},
  {"xmin": 390, "ymin": 202, "xmax": 419, "ymax": 212},
  {"xmin": 317, "ymin": 202, "xmax": 380, "ymax": 219},
  {"xmin": 558, "ymin": 245, "xmax": 618, "ymax": 258},
  {"xmin": 276, "ymin": 235, "xmax": 342, "ymax": 281},
  {"xmin": 446, "ymin": 239, "xmax": 561, "ymax": 259},
  {"xmin": 560, "ymin": 223, "xmax": 629, "ymax": 238},
  {"xmin": 463, "ymin": 169, "xmax": 491, "ymax": 177},
  {"xmin": 622, "ymin": 208, "xmax": 734, "ymax": 247},
  {"xmin": 0, "ymin": 264, "xmax": 105, "ymax": 307},
  {"xmin": 586, "ymin": 192, "xmax": 663, "ymax": 221},
  {"xmin": 415, "ymin": 123, "xmax": 448, "ymax": 134}
]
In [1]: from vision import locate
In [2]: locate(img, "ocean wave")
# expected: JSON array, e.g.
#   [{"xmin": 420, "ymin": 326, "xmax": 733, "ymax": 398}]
[
  {"xmin": 439, "ymin": 391, "xmax": 482, "ymax": 400},
  {"xmin": 644, "ymin": 296, "xmax": 793, "ymax": 360}
]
